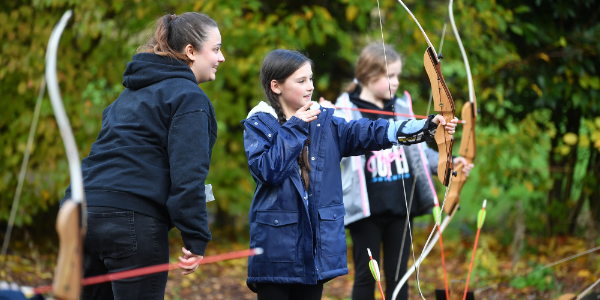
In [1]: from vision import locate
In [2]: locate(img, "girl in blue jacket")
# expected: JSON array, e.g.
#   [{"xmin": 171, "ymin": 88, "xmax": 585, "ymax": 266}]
[
  {"xmin": 63, "ymin": 13, "xmax": 224, "ymax": 299},
  {"xmin": 242, "ymin": 49, "xmax": 458, "ymax": 300}
]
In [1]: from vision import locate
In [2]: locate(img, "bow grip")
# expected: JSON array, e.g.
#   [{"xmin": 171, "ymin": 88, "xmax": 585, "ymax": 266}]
[{"xmin": 53, "ymin": 199, "xmax": 85, "ymax": 300}]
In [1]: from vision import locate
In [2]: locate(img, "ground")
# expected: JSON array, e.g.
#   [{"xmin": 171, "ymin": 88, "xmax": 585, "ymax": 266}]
[{"xmin": 2, "ymin": 226, "xmax": 599, "ymax": 299}]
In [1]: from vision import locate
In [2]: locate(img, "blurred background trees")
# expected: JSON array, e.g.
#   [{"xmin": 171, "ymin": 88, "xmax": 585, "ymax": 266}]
[{"xmin": 1, "ymin": 0, "xmax": 599, "ymax": 247}]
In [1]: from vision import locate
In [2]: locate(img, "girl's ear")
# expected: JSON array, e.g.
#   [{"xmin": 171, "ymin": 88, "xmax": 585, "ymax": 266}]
[
  {"xmin": 270, "ymin": 80, "xmax": 281, "ymax": 95},
  {"xmin": 184, "ymin": 44, "xmax": 195, "ymax": 63}
]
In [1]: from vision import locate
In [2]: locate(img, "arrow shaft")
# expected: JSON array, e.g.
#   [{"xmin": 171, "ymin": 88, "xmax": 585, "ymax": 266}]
[{"xmin": 463, "ymin": 225, "xmax": 482, "ymax": 300}]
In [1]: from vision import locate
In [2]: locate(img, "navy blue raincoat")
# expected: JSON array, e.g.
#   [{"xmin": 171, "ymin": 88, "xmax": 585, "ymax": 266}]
[{"xmin": 242, "ymin": 102, "xmax": 429, "ymax": 289}]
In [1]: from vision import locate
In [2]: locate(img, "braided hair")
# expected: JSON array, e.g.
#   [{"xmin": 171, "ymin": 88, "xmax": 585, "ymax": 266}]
[{"xmin": 260, "ymin": 50, "xmax": 313, "ymax": 190}]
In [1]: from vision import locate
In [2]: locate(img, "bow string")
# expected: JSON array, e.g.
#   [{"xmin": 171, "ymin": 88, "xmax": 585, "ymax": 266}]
[{"xmin": 374, "ymin": 0, "xmax": 424, "ymax": 297}]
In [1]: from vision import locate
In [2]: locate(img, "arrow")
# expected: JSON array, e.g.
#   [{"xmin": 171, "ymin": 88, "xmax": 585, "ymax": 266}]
[
  {"xmin": 368, "ymin": 248, "xmax": 386, "ymax": 300},
  {"xmin": 463, "ymin": 200, "xmax": 487, "ymax": 300}
]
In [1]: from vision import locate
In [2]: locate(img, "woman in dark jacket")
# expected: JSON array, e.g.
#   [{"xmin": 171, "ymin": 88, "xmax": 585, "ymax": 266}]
[
  {"xmin": 242, "ymin": 49, "xmax": 458, "ymax": 300},
  {"xmin": 62, "ymin": 12, "xmax": 224, "ymax": 299}
]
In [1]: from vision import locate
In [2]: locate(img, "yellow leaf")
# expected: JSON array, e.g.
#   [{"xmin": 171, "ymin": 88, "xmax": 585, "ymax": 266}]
[
  {"xmin": 563, "ymin": 132, "xmax": 578, "ymax": 145},
  {"xmin": 42, "ymin": 190, "xmax": 50, "ymax": 201},
  {"xmin": 595, "ymin": 117, "xmax": 600, "ymax": 129},
  {"xmin": 559, "ymin": 145, "xmax": 570, "ymax": 156},
  {"xmin": 482, "ymin": 87, "xmax": 493, "ymax": 100},
  {"xmin": 525, "ymin": 181, "xmax": 534, "ymax": 192},
  {"xmin": 304, "ymin": 10, "xmax": 314, "ymax": 20},
  {"xmin": 539, "ymin": 53, "xmax": 550, "ymax": 63},
  {"xmin": 531, "ymin": 84, "xmax": 543, "ymax": 97},
  {"xmin": 592, "ymin": 131, "xmax": 600, "ymax": 142},
  {"xmin": 346, "ymin": 5, "xmax": 359, "ymax": 22},
  {"xmin": 577, "ymin": 269, "xmax": 591, "ymax": 277},
  {"xmin": 559, "ymin": 36, "xmax": 567, "ymax": 47},
  {"xmin": 547, "ymin": 126, "xmax": 557, "ymax": 139},
  {"xmin": 491, "ymin": 187, "xmax": 500, "ymax": 196},
  {"xmin": 18, "ymin": 81, "xmax": 27, "ymax": 95},
  {"xmin": 181, "ymin": 278, "xmax": 191, "ymax": 288},
  {"xmin": 193, "ymin": 1, "xmax": 203, "ymax": 11},
  {"xmin": 580, "ymin": 134, "xmax": 590, "ymax": 148}
]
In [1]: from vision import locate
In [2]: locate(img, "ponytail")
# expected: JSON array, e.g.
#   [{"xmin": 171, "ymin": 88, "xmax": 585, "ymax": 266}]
[
  {"xmin": 345, "ymin": 80, "xmax": 359, "ymax": 93},
  {"xmin": 137, "ymin": 12, "xmax": 218, "ymax": 64}
]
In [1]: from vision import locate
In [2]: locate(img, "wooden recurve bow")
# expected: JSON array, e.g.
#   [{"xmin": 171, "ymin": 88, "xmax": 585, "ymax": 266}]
[{"xmin": 46, "ymin": 10, "xmax": 87, "ymax": 300}]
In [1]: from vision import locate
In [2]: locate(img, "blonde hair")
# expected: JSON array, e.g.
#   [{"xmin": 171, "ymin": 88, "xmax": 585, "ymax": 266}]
[{"xmin": 346, "ymin": 44, "xmax": 401, "ymax": 93}]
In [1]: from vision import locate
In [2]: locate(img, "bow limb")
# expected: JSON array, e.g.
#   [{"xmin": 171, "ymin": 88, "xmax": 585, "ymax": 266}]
[
  {"xmin": 397, "ymin": 0, "xmax": 456, "ymax": 187},
  {"xmin": 444, "ymin": 0, "xmax": 478, "ymax": 215},
  {"xmin": 46, "ymin": 10, "xmax": 87, "ymax": 300},
  {"xmin": 390, "ymin": 2, "xmax": 457, "ymax": 300}
]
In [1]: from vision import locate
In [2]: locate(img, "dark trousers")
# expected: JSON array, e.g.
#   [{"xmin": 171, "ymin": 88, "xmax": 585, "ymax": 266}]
[
  {"xmin": 81, "ymin": 207, "xmax": 170, "ymax": 300},
  {"xmin": 256, "ymin": 281, "xmax": 324, "ymax": 300},
  {"xmin": 347, "ymin": 215, "xmax": 412, "ymax": 300}
]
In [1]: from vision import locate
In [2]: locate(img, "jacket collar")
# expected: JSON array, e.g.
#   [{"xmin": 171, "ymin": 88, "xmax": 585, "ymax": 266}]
[{"xmin": 246, "ymin": 101, "xmax": 321, "ymax": 120}]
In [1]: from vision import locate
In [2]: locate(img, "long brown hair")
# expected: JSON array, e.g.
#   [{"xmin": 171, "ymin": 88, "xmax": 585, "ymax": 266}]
[
  {"xmin": 137, "ymin": 12, "xmax": 218, "ymax": 64},
  {"xmin": 346, "ymin": 44, "xmax": 401, "ymax": 93},
  {"xmin": 260, "ymin": 49, "xmax": 313, "ymax": 190}
]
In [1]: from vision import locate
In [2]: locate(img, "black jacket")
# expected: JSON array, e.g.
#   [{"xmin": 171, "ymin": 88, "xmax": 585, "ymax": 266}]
[{"xmin": 63, "ymin": 53, "xmax": 217, "ymax": 255}]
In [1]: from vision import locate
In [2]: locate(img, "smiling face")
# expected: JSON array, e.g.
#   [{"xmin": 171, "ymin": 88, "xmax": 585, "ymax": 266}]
[
  {"xmin": 186, "ymin": 27, "xmax": 225, "ymax": 83},
  {"xmin": 364, "ymin": 59, "xmax": 401, "ymax": 100},
  {"xmin": 271, "ymin": 62, "xmax": 314, "ymax": 118}
]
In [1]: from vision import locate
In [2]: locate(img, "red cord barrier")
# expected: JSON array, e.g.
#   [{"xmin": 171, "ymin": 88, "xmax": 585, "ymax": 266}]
[{"xmin": 33, "ymin": 248, "xmax": 263, "ymax": 295}]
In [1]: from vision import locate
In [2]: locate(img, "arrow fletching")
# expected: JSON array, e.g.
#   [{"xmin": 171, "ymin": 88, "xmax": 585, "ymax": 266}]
[
  {"xmin": 433, "ymin": 206, "xmax": 442, "ymax": 225},
  {"xmin": 369, "ymin": 259, "xmax": 381, "ymax": 282},
  {"xmin": 477, "ymin": 200, "xmax": 487, "ymax": 229}
]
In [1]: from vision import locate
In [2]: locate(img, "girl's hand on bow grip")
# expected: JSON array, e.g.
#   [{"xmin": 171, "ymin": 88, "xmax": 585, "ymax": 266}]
[
  {"xmin": 295, "ymin": 102, "xmax": 321, "ymax": 123},
  {"xmin": 431, "ymin": 115, "xmax": 459, "ymax": 135}
]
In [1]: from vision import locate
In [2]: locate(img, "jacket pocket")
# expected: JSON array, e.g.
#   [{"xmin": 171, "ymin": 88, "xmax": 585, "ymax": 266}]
[
  {"xmin": 318, "ymin": 204, "xmax": 347, "ymax": 257},
  {"xmin": 253, "ymin": 211, "xmax": 298, "ymax": 262}
]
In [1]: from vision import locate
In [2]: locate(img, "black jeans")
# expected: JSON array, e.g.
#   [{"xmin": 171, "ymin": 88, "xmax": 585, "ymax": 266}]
[
  {"xmin": 256, "ymin": 281, "xmax": 325, "ymax": 300},
  {"xmin": 347, "ymin": 215, "xmax": 412, "ymax": 300},
  {"xmin": 81, "ymin": 207, "xmax": 169, "ymax": 300}
]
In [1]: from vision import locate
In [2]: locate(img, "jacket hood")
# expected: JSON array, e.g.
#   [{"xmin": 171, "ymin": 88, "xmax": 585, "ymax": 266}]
[
  {"xmin": 122, "ymin": 53, "xmax": 197, "ymax": 90},
  {"xmin": 246, "ymin": 101, "xmax": 322, "ymax": 120}
]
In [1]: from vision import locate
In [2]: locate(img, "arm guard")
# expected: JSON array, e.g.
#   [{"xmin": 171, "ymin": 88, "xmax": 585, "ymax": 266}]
[{"xmin": 396, "ymin": 114, "xmax": 437, "ymax": 145}]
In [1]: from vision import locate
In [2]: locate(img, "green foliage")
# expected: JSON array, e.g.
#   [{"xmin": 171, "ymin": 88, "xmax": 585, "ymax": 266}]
[
  {"xmin": 1, "ymin": 0, "xmax": 599, "ymax": 237},
  {"xmin": 509, "ymin": 266, "xmax": 556, "ymax": 292}
]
